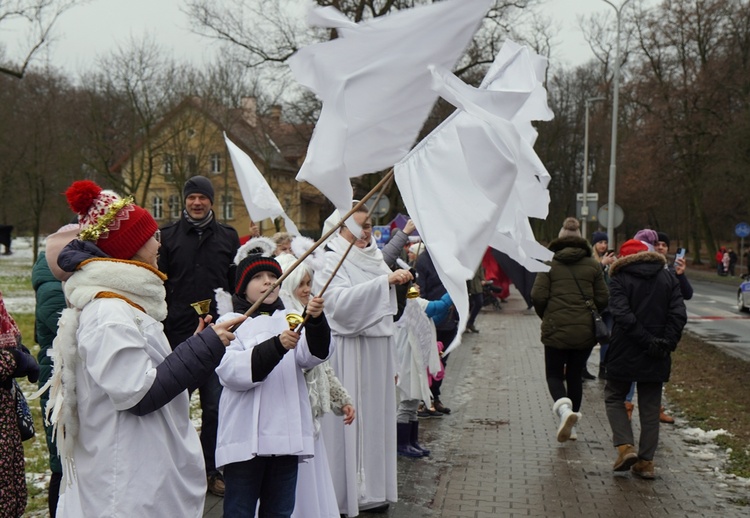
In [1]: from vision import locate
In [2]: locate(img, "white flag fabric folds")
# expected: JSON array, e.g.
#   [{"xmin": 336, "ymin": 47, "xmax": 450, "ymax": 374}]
[
  {"xmin": 224, "ymin": 133, "xmax": 300, "ymax": 236},
  {"xmin": 395, "ymin": 40, "xmax": 553, "ymax": 354},
  {"xmin": 287, "ymin": 0, "xmax": 493, "ymax": 214}
]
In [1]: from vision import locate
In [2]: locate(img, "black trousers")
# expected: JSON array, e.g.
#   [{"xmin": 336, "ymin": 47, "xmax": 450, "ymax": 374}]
[{"xmin": 543, "ymin": 346, "xmax": 590, "ymax": 412}]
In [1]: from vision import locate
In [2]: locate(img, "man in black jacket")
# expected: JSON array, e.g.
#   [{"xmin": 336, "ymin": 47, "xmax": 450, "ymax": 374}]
[{"xmin": 158, "ymin": 175, "xmax": 240, "ymax": 497}]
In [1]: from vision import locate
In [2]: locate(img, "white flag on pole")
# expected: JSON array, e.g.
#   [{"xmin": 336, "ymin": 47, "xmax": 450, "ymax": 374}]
[
  {"xmin": 224, "ymin": 133, "xmax": 300, "ymax": 236},
  {"xmin": 287, "ymin": 0, "xmax": 493, "ymax": 214},
  {"xmin": 395, "ymin": 40, "xmax": 553, "ymax": 354}
]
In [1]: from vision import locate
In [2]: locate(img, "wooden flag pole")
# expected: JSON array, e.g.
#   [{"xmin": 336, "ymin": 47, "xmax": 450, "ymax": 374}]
[{"xmin": 233, "ymin": 168, "xmax": 395, "ymax": 326}]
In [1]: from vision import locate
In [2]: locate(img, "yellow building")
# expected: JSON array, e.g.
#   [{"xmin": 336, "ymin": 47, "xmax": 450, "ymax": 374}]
[{"xmin": 113, "ymin": 96, "xmax": 329, "ymax": 238}]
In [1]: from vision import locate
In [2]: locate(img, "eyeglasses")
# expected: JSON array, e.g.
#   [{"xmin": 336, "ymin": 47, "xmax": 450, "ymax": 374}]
[{"xmin": 154, "ymin": 230, "xmax": 161, "ymax": 243}]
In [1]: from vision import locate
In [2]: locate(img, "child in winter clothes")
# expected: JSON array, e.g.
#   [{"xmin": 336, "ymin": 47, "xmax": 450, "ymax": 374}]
[
  {"xmin": 0, "ymin": 293, "xmax": 39, "ymax": 518},
  {"xmin": 275, "ymin": 251, "xmax": 355, "ymax": 518},
  {"xmin": 215, "ymin": 241, "xmax": 332, "ymax": 517},
  {"xmin": 394, "ymin": 287, "xmax": 452, "ymax": 457}
]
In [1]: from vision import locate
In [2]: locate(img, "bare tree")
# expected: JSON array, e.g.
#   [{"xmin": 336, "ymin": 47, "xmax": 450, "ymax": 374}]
[
  {"xmin": 78, "ymin": 37, "xmax": 195, "ymax": 205},
  {"xmin": 0, "ymin": 0, "xmax": 83, "ymax": 79}
]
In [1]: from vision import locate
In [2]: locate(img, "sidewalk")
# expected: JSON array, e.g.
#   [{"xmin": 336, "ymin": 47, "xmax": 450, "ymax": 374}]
[{"xmin": 204, "ymin": 297, "xmax": 749, "ymax": 517}]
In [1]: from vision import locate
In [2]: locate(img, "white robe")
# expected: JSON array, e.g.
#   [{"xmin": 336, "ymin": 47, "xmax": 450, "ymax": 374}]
[
  {"xmin": 316, "ymin": 235, "xmax": 398, "ymax": 517},
  {"xmin": 56, "ymin": 298, "xmax": 205, "ymax": 518},
  {"xmin": 394, "ymin": 298, "xmax": 441, "ymax": 406},
  {"xmin": 215, "ymin": 310, "xmax": 328, "ymax": 467}
]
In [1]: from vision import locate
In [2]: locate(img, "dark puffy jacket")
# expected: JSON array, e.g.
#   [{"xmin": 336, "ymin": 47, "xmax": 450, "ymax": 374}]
[
  {"xmin": 531, "ymin": 236, "xmax": 609, "ymax": 350},
  {"xmin": 604, "ymin": 251, "xmax": 687, "ymax": 382},
  {"xmin": 158, "ymin": 216, "xmax": 239, "ymax": 348},
  {"xmin": 31, "ymin": 252, "xmax": 65, "ymax": 474}
]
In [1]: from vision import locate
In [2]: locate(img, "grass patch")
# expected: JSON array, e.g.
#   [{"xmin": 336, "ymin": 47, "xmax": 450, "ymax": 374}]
[{"xmin": 667, "ymin": 331, "xmax": 750, "ymax": 479}]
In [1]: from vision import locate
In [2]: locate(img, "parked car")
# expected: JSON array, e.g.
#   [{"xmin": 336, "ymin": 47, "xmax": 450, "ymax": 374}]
[{"xmin": 738, "ymin": 274, "xmax": 750, "ymax": 312}]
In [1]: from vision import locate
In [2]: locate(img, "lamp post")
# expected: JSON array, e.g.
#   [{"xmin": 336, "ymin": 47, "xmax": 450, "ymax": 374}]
[
  {"xmin": 582, "ymin": 96, "xmax": 605, "ymax": 238},
  {"xmin": 601, "ymin": 0, "xmax": 631, "ymax": 249}
]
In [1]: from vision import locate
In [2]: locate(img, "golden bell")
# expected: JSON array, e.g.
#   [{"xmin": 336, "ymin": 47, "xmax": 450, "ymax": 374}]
[
  {"xmin": 190, "ymin": 299, "xmax": 212, "ymax": 316},
  {"xmin": 406, "ymin": 285, "xmax": 420, "ymax": 299},
  {"xmin": 286, "ymin": 313, "xmax": 304, "ymax": 331}
]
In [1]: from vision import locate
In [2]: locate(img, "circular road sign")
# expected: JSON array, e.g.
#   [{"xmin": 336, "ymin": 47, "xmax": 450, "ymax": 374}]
[
  {"xmin": 597, "ymin": 203, "xmax": 625, "ymax": 228},
  {"xmin": 736, "ymin": 222, "xmax": 750, "ymax": 238},
  {"xmin": 364, "ymin": 196, "xmax": 391, "ymax": 218}
]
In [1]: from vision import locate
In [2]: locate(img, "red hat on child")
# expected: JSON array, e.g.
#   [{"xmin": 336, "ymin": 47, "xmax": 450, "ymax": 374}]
[{"xmin": 65, "ymin": 180, "xmax": 158, "ymax": 261}]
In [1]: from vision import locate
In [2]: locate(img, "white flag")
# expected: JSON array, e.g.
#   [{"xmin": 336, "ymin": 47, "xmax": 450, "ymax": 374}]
[
  {"xmin": 395, "ymin": 40, "xmax": 553, "ymax": 354},
  {"xmin": 224, "ymin": 133, "xmax": 299, "ymax": 236},
  {"xmin": 288, "ymin": 0, "xmax": 493, "ymax": 214}
]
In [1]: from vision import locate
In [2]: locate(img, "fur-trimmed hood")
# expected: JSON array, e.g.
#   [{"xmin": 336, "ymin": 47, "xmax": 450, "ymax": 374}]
[
  {"xmin": 547, "ymin": 235, "xmax": 592, "ymax": 265},
  {"xmin": 610, "ymin": 251, "xmax": 666, "ymax": 277}
]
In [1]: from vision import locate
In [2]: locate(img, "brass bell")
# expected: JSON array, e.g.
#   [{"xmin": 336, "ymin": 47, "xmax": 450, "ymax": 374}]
[
  {"xmin": 286, "ymin": 313, "xmax": 304, "ymax": 331},
  {"xmin": 406, "ymin": 285, "xmax": 420, "ymax": 299},
  {"xmin": 190, "ymin": 299, "xmax": 212, "ymax": 316}
]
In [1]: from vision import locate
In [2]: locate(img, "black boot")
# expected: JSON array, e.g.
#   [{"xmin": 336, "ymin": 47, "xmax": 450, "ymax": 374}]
[
  {"xmin": 409, "ymin": 420, "xmax": 430, "ymax": 456},
  {"xmin": 397, "ymin": 422, "xmax": 423, "ymax": 458}
]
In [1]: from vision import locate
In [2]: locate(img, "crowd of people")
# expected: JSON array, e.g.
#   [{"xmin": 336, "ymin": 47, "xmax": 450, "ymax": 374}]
[{"xmin": 0, "ymin": 176, "xmax": 695, "ymax": 516}]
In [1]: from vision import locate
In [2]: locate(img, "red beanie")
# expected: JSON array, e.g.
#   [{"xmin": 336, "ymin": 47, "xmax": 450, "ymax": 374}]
[
  {"xmin": 65, "ymin": 180, "xmax": 158, "ymax": 261},
  {"xmin": 619, "ymin": 239, "xmax": 649, "ymax": 257}
]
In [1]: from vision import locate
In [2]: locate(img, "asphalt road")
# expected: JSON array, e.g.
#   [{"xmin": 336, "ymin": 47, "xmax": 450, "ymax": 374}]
[{"xmin": 684, "ymin": 276, "xmax": 750, "ymax": 362}]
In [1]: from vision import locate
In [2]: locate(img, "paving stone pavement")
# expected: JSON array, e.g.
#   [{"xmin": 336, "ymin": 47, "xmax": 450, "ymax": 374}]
[{"xmin": 205, "ymin": 296, "xmax": 750, "ymax": 518}]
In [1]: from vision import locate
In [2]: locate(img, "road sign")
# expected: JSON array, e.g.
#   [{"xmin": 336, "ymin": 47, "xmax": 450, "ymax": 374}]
[
  {"xmin": 735, "ymin": 222, "xmax": 750, "ymax": 238},
  {"xmin": 597, "ymin": 203, "xmax": 624, "ymax": 228},
  {"xmin": 364, "ymin": 196, "xmax": 391, "ymax": 219},
  {"xmin": 576, "ymin": 193, "xmax": 599, "ymax": 222}
]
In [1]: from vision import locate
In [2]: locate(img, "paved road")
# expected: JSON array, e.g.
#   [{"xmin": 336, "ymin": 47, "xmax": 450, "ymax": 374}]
[
  {"xmin": 205, "ymin": 297, "xmax": 749, "ymax": 517},
  {"xmin": 684, "ymin": 278, "xmax": 750, "ymax": 362}
]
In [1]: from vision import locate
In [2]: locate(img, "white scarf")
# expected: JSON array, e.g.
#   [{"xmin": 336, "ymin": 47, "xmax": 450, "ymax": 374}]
[
  {"xmin": 329, "ymin": 234, "xmax": 391, "ymax": 276},
  {"xmin": 37, "ymin": 259, "xmax": 167, "ymax": 486}
]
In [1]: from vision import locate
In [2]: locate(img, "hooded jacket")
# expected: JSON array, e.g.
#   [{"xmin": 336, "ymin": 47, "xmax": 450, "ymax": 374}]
[
  {"xmin": 531, "ymin": 236, "xmax": 609, "ymax": 350},
  {"xmin": 604, "ymin": 251, "xmax": 687, "ymax": 382}
]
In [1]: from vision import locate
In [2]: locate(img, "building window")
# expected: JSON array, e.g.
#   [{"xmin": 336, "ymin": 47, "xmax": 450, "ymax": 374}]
[
  {"xmin": 221, "ymin": 194, "xmax": 234, "ymax": 220},
  {"xmin": 210, "ymin": 153, "xmax": 222, "ymax": 174},
  {"xmin": 163, "ymin": 154, "xmax": 174, "ymax": 176},
  {"xmin": 168, "ymin": 194, "xmax": 181, "ymax": 219},
  {"xmin": 152, "ymin": 195, "xmax": 164, "ymax": 220},
  {"xmin": 187, "ymin": 154, "xmax": 198, "ymax": 174}
]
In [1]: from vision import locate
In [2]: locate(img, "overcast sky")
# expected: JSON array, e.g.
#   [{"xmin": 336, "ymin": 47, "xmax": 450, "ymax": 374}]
[{"xmin": 1, "ymin": 0, "xmax": 639, "ymax": 78}]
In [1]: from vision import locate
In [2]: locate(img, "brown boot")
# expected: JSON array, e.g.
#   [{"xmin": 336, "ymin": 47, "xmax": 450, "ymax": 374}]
[
  {"xmin": 613, "ymin": 444, "xmax": 638, "ymax": 471},
  {"xmin": 659, "ymin": 406, "xmax": 674, "ymax": 424},
  {"xmin": 624, "ymin": 401, "xmax": 634, "ymax": 421},
  {"xmin": 631, "ymin": 459, "xmax": 655, "ymax": 479}
]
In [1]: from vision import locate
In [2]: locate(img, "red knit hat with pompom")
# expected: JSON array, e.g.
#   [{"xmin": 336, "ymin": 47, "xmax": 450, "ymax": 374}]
[{"xmin": 65, "ymin": 180, "xmax": 158, "ymax": 261}]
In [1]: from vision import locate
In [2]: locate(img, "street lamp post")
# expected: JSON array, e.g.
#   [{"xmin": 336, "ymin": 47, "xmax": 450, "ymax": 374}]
[
  {"xmin": 582, "ymin": 96, "xmax": 605, "ymax": 238},
  {"xmin": 601, "ymin": 0, "xmax": 632, "ymax": 250}
]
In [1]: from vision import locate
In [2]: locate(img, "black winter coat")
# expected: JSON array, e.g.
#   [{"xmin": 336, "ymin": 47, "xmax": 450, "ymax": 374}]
[
  {"xmin": 158, "ymin": 215, "xmax": 240, "ymax": 348},
  {"xmin": 604, "ymin": 251, "xmax": 687, "ymax": 382}
]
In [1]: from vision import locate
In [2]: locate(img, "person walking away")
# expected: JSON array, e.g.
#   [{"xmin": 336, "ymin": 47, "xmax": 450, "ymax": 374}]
[
  {"xmin": 158, "ymin": 175, "xmax": 240, "ymax": 496},
  {"xmin": 728, "ymin": 248, "xmax": 738, "ymax": 276},
  {"xmin": 466, "ymin": 266, "xmax": 484, "ymax": 333},
  {"xmin": 531, "ymin": 217, "xmax": 608, "ymax": 442},
  {"xmin": 603, "ymin": 239, "xmax": 687, "ymax": 479}
]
